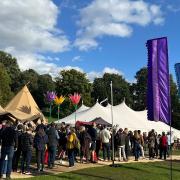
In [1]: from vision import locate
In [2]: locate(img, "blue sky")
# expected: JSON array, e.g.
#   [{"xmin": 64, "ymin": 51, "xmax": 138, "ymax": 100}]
[{"xmin": 0, "ymin": 0, "xmax": 180, "ymax": 82}]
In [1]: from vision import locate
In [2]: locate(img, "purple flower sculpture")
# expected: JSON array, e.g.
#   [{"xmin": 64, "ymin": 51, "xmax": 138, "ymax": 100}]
[
  {"xmin": 45, "ymin": 91, "xmax": 56, "ymax": 103},
  {"xmin": 44, "ymin": 91, "xmax": 56, "ymax": 122}
]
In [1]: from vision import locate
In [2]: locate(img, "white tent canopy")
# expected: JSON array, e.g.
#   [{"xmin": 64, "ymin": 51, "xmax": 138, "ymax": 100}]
[
  {"xmin": 56, "ymin": 101, "xmax": 180, "ymax": 138},
  {"xmin": 76, "ymin": 104, "xmax": 89, "ymax": 113}
]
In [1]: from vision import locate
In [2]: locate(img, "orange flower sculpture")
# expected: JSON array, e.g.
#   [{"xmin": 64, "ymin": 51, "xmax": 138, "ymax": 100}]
[
  {"xmin": 54, "ymin": 95, "xmax": 65, "ymax": 105},
  {"xmin": 54, "ymin": 95, "xmax": 65, "ymax": 120}
]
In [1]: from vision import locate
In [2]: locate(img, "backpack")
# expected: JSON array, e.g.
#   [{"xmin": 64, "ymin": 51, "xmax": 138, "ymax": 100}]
[
  {"xmin": 161, "ymin": 136, "xmax": 167, "ymax": 147},
  {"xmin": 73, "ymin": 136, "xmax": 80, "ymax": 150}
]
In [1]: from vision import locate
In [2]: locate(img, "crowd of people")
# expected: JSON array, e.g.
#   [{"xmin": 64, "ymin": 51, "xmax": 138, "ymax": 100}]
[{"xmin": 0, "ymin": 120, "xmax": 179, "ymax": 179}]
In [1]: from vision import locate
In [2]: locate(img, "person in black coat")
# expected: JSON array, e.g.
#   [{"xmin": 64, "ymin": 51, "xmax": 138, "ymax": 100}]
[
  {"xmin": 34, "ymin": 127, "xmax": 48, "ymax": 171},
  {"xmin": 0, "ymin": 121, "xmax": 18, "ymax": 179},
  {"xmin": 12, "ymin": 124, "xmax": 24, "ymax": 172},
  {"xmin": 46, "ymin": 122, "xmax": 59, "ymax": 168},
  {"xmin": 79, "ymin": 126, "xmax": 92, "ymax": 163},
  {"xmin": 20, "ymin": 127, "xmax": 33, "ymax": 174}
]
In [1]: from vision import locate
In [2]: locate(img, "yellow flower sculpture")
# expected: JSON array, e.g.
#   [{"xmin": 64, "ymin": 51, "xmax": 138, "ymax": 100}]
[{"xmin": 54, "ymin": 95, "xmax": 65, "ymax": 105}]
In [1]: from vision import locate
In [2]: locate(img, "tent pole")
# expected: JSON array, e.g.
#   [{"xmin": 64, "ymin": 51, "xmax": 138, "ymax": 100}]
[{"xmin": 110, "ymin": 81, "xmax": 115, "ymax": 166}]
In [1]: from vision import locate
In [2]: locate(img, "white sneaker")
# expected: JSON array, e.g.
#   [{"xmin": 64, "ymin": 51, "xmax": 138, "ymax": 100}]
[
  {"xmin": 25, "ymin": 172, "xmax": 32, "ymax": 175},
  {"xmin": 2, "ymin": 174, "xmax": 6, "ymax": 179}
]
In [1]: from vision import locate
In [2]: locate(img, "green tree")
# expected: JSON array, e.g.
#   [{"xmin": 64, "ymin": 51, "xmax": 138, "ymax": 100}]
[
  {"xmin": 92, "ymin": 73, "xmax": 132, "ymax": 106},
  {"xmin": 55, "ymin": 69, "xmax": 92, "ymax": 117},
  {"xmin": 92, "ymin": 78, "xmax": 108, "ymax": 104},
  {"xmin": 131, "ymin": 67, "xmax": 147, "ymax": 111},
  {"xmin": 0, "ymin": 51, "xmax": 21, "ymax": 93},
  {"xmin": 20, "ymin": 69, "xmax": 39, "ymax": 92},
  {"xmin": 132, "ymin": 67, "xmax": 180, "ymax": 130},
  {"xmin": 170, "ymin": 75, "xmax": 180, "ymax": 130},
  {"xmin": 0, "ymin": 63, "xmax": 13, "ymax": 106},
  {"xmin": 36, "ymin": 74, "xmax": 56, "ymax": 108}
]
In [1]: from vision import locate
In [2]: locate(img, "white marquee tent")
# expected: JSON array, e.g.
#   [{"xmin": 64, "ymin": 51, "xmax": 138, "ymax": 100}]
[{"xmin": 56, "ymin": 102, "xmax": 180, "ymax": 138}]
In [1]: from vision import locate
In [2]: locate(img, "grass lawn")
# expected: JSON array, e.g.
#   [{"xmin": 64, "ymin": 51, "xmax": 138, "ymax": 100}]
[
  {"xmin": 19, "ymin": 161, "xmax": 180, "ymax": 180},
  {"xmin": 172, "ymin": 149, "xmax": 180, "ymax": 156},
  {"xmin": 45, "ymin": 116, "xmax": 58, "ymax": 123}
]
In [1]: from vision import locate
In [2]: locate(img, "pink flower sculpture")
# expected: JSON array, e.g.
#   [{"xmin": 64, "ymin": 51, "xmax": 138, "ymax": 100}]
[{"xmin": 69, "ymin": 93, "xmax": 81, "ymax": 105}]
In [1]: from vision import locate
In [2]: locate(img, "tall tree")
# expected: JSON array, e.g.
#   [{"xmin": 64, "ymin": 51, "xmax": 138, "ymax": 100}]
[
  {"xmin": 0, "ymin": 51, "xmax": 21, "ymax": 93},
  {"xmin": 132, "ymin": 67, "xmax": 180, "ymax": 130},
  {"xmin": 131, "ymin": 67, "xmax": 147, "ymax": 111},
  {"xmin": 92, "ymin": 73, "xmax": 132, "ymax": 106},
  {"xmin": 36, "ymin": 74, "xmax": 55, "ymax": 108},
  {"xmin": 0, "ymin": 63, "xmax": 13, "ymax": 106},
  {"xmin": 20, "ymin": 69, "xmax": 39, "ymax": 91},
  {"xmin": 92, "ymin": 78, "xmax": 107, "ymax": 103},
  {"xmin": 55, "ymin": 69, "xmax": 92, "ymax": 117},
  {"xmin": 170, "ymin": 75, "xmax": 180, "ymax": 130}
]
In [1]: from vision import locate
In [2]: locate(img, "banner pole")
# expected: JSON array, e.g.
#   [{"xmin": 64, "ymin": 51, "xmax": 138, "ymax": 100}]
[{"xmin": 169, "ymin": 110, "xmax": 172, "ymax": 180}]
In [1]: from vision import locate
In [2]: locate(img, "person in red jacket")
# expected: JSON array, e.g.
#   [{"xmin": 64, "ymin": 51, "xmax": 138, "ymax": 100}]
[{"xmin": 159, "ymin": 132, "xmax": 168, "ymax": 160}]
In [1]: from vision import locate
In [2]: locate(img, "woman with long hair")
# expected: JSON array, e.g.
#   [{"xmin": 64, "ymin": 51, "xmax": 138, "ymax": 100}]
[{"xmin": 133, "ymin": 130, "xmax": 141, "ymax": 161}]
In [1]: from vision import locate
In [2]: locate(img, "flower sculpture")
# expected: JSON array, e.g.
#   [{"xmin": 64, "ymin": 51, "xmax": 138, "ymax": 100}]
[
  {"xmin": 69, "ymin": 93, "xmax": 81, "ymax": 124},
  {"xmin": 44, "ymin": 91, "xmax": 56, "ymax": 121},
  {"xmin": 45, "ymin": 91, "xmax": 56, "ymax": 103},
  {"xmin": 54, "ymin": 95, "xmax": 65, "ymax": 120}
]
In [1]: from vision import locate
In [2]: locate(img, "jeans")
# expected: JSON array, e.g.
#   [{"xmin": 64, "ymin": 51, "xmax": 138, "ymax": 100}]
[
  {"xmin": 149, "ymin": 147, "xmax": 155, "ymax": 159},
  {"xmin": 0, "ymin": 146, "xmax": 14, "ymax": 177},
  {"xmin": 21, "ymin": 150, "xmax": 32, "ymax": 172},
  {"xmin": 67, "ymin": 149, "xmax": 74, "ymax": 167},
  {"xmin": 36, "ymin": 149, "xmax": 45, "ymax": 170},
  {"xmin": 134, "ymin": 142, "xmax": 140, "ymax": 160},
  {"xmin": 160, "ymin": 146, "xmax": 167, "ymax": 160},
  {"xmin": 102, "ymin": 143, "xmax": 110, "ymax": 160},
  {"xmin": 140, "ymin": 145, "xmax": 145, "ymax": 158},
  {"xmin": 2, "ymin": 160, "xmax": 7, "ymax": 175},
  {"xmin": 48, "ymin": 146, "xmax": 56, "ymax": 167},
  {"xmin": 118, "ymin": 145, "xmax": 126, "ymax": 161},
  {"xmin": 96, "ymin": 140, "xmax": 101, "ymax": 158},
  {"xmin": 12, "ymin": 149, "xmax": 21, "ymax": 171},
  {"xmin": 167, "ymin": 145, "xmax": 171, "ymax": 156}
]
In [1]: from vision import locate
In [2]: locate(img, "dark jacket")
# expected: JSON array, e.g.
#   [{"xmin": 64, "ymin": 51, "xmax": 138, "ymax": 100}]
[
  {"xmin": 0, "ymin": 126, "xmax": 18, "ymax": 148},
  {"xmin": 47, "ymin": 127, "xmax": 58, "ymax": 147},
  {"xmin": 79, "ymin": 131, "xmax": 92, "ymax": 146},
  {"xmin": 115, "ymin": 132, "xmax": 126, "ymax": 146},
  {"xmin": 58, "ymin": 130, "xmax": 67, "ymax": 150},
  {"xmin": 16, "ymin": 130, "xmax": 23, "ymax": 151},
  {"xmin": 88, "ymin": 127, "xmax": 97, "ymax": 141},
  {"xmin": 21, "ymin": 132, "xmax": 33, "ymax": 151},
  {"xmin": 34, "ymin": 133, "xmax": 48, "ymax": 151}
]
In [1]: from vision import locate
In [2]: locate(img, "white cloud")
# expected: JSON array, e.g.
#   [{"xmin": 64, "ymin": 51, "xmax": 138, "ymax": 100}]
[
  {"xmin": 0, "ymin": 0, "xmax": 72, "ymax": 79},
  {"xmin": 103, "ymin": 67, "xmax": 123, "ymax": 75},
  {"xmin": 4, "ymin": 47, "xmax": 83, "ymax": 78},
  {"xmin": 75, "ymin": 0, "xmax": 164, "ymax": 50},
  {"xmin": 167, "ymin": 4, "xmax": 180, "ymax": 13},
  {"xmin": 72, "ymin": 56, "xmax": 82, "ymax": 62},
  {"xmin": 5, "ymin": 46, "xmax": 125, "ymax": 81},
  {"xmin": 0, "ymin": 0, "xmax": 70, "ymax": 53},
  {"xmin": 87, "ymin": 67, "xmax": 123, "ymax": 81}
]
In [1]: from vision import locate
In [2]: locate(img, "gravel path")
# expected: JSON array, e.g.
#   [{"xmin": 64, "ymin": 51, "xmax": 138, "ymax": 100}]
[{"xmin": 11, "ymin": 155, "xmax": 180, "ymax": 179}]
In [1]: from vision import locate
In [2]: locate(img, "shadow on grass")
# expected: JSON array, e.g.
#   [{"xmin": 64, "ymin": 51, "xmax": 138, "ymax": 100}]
[
  {"xmin": 51, "ymin": 174, "xmax": 75, "ymax": 179},
  {"xmin": 68, "ymin": 171, "xmax": 113, "ymax": 180},
  {"xmin": 49, "ymin": 171, "xmax": 113, "ymax": 180}
]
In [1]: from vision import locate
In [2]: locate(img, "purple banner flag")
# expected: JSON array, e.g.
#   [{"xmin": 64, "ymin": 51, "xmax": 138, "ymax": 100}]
[
  {"xmin": 147, "ymin": 37, "xmax": 171, "ymax": 124},
  {"xmin": 175, "ymin": 63, "xmax": 180, "ymax": 98}
]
